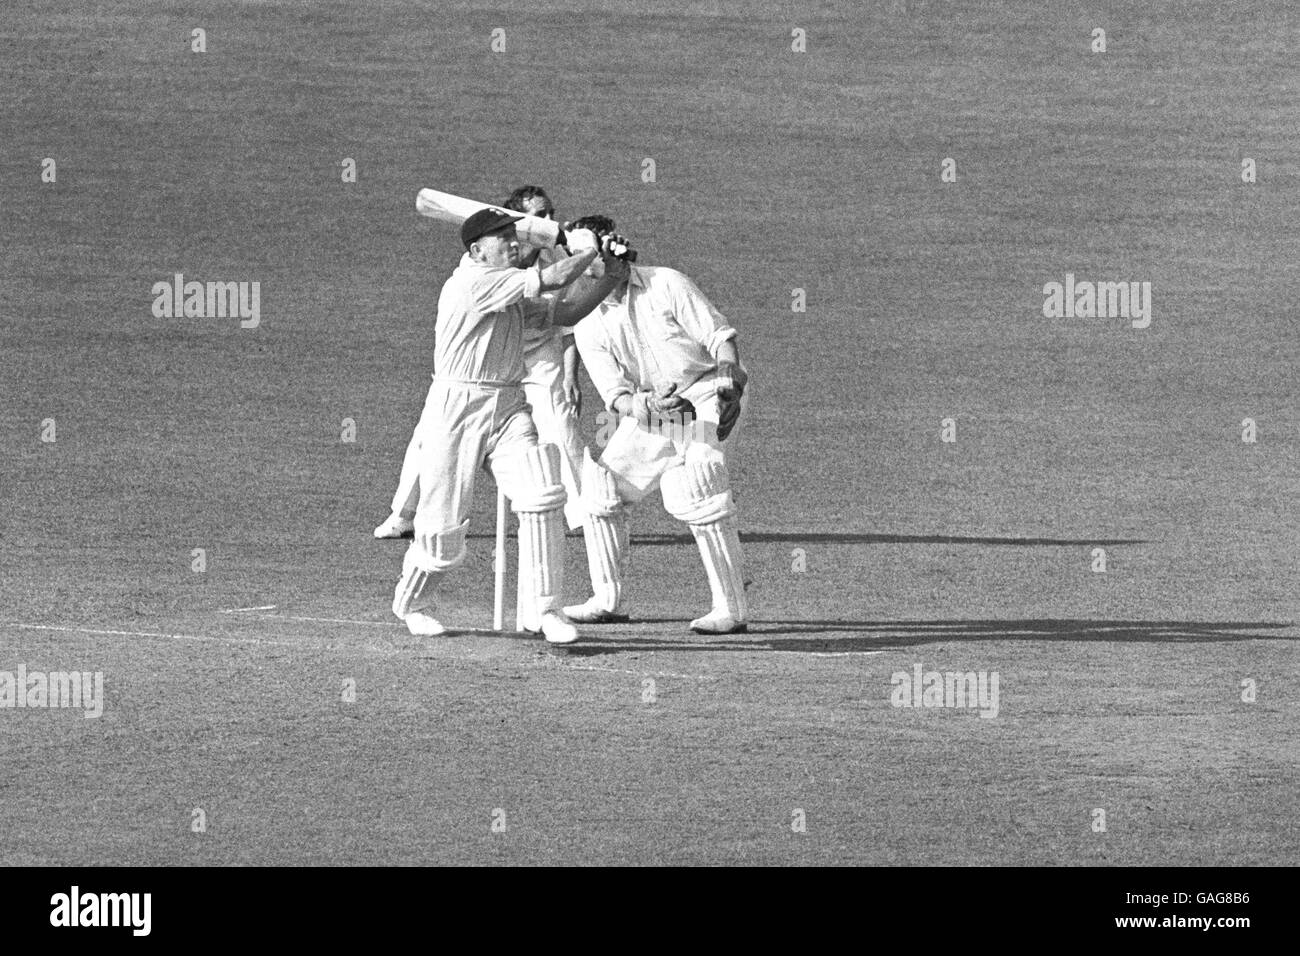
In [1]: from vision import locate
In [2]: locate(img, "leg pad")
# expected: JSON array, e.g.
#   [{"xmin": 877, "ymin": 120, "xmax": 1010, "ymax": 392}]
[
  {"xmin": 691, "ymin": 516, "xmax": 748, "ymax": 622},
  {"xmin": 660, "ymin": 458, "xmax": 734, "ymax": 526},
  {"xmin": 393, "ymin": 521, "xmax": 468, "ymax": 618},
  {"xmin": 495, "ymin": 443, "xmax": 566, "ymax": 513}
]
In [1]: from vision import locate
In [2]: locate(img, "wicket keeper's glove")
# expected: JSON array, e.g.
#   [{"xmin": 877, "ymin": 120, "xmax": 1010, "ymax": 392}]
[
  {"xmin": 717, "ymin": 395, "xmax": 742, "ymax": 441},
  {"xmin": 715, "ymin": 361, "xmax": 747, "ymax": 402},
  {"xmin": 633, "ymin": 383, "xmax": 695, "ymax": 430}
]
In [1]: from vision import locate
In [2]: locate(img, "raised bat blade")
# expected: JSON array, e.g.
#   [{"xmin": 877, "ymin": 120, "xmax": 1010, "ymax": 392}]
[
  {"xmin": 415, "ymin": 187, "xmax": 561, "ymax": 249},
  {"xmin": 415, "ymin": 188, "xmax": 490, "ymax": 224}
]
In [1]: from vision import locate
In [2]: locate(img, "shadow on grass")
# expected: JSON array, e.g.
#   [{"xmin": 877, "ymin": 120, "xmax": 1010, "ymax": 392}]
[
  {"xmin": 633, "ymin": 532, "xmax": 1147, "ymax": 547},
  {"xmin": 558, "ymin": 618, "xmax": 1295, "ymax": 656},
  {"xmin": 466, "ymin": 532, "xmax": 1147, "ymax": 546}
]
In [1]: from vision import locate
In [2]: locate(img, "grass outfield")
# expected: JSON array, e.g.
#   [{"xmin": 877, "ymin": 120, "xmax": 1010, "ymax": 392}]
[{"xmin": 1, "ymin": 0, "xmax": 1296, "ymax": 865}]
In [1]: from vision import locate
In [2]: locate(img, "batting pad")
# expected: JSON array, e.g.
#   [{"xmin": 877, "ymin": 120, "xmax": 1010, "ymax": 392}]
[
  {"xmin": 582, "ymin": 510, "xmax": 630, "ymax": 613},
  {"xmin": 691, "ymin": 516, "xmax": 748, "ymax": 622},
  {"xmin": 660, "ymin": 458, "xmax": 735, "ymax": 526},
  {"xmin": 495, "ymin": 443, "xmax": 566, "ymax": 513},
  {"xmin": 393, "ymin": 520, "xmax": 469, "ymax": 617},
  {"xmin": 518, "ymin": 509, "xmax": 565, "ymax": 616},
  {"xmin": 411, "ymin": 519, "xmax": 469, "ymax": 571}
]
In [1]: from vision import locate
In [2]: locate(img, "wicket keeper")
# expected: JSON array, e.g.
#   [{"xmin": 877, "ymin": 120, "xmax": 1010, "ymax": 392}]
[{"xmin": 565, "ymin": 216, "xmax": 750, "ymax": 634}]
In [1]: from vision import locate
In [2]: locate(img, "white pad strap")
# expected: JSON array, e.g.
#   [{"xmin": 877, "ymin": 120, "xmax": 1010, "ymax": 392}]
[
  {"xmin": 691, "ymin": 517, "xmax": 748, "ymax": 622},
  {"xmin": 496, "ymin": 443, "xmax": 566, "ymax": 513},
  {"xmin": 660, "ymin": 458, "xmax": 735, "ymax": 526}
]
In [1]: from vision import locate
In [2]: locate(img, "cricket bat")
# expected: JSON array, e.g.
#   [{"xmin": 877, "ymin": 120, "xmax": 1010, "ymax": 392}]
[{"xmin": 415, "ymin": 187, "xmax": 562, "ymax": 249}]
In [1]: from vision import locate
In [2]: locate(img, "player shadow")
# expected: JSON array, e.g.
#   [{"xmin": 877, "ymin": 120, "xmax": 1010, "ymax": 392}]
[
  {"xmin": 559, "ymin": 618, "xmax": 1295, "ymax": 656},
  {"xmin": 465, "ymin": 532, "xmax": 1147, "ymax": 546},
  {"xmin": 629, "ymin": 532, "xmax": 1148, "ymax": 547}
]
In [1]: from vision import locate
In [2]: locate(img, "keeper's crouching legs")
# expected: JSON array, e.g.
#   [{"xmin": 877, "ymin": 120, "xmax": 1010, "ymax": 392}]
[
  {"xmin": 493, "ymin": 443, "xmax": 576, "ymax": 643},
  {"xmin": 566, "ymin": 451, "xmax": 632, "ymax": 623},
  {"xmin": 660, "ymin": 457, "xmax": 748, "ymax": 634}
]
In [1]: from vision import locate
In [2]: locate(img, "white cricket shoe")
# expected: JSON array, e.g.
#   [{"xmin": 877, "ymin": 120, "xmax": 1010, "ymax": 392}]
[
  {"xmin": 539, "ymin": 611, "xmax": 580, "ymax": 645},
  {"xmin": 374, "ymin": 513, "xmax": 415, "ymax": 539},
  {"xmin": 689, "ymin": 610, "xmax": 748, "ymax": 635},
  {"xmin": 403, "ymin": 611, "xmax": 446, "ymax": 637},
  {"xmin": 562, "ymin": 597, "xmax": 631, "ymax": 624}
]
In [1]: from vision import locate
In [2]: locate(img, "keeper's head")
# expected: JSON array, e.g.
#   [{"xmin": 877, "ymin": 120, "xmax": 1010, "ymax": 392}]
[{"xmin": 569, "ymin": 215, "xmax": 620, "ymax": 279}]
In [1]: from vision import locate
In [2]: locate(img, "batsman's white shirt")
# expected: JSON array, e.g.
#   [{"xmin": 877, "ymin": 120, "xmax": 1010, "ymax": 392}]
[
  {"xmin": 387, "ymin": 250, "xmax": 588, "ymax": 528},
  {"xmin": 410, "ymin": 254, "xmax": 554, "ymax": 532},
  {"xmin": 435, "ymin": 254, "xmax": 552, "ymax": 382}
]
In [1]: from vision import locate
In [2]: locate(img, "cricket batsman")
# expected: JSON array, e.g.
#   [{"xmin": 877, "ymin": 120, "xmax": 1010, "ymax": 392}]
[
  {"xmin": 391, "ymin": 208, "xmax": 628, "ymax": 642},
  {"xmin": 374, "ymin": 185, "xmax": 587, "ymax": 540},
  {"xmin": 564, "ymin": 216, "xmax": 750, "ymax": 634}
]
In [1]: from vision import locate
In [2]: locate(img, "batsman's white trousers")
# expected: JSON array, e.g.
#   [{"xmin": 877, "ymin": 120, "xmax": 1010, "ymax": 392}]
[
  {"xmin": 391, "ymin": 379, "xmax": 567, "ymax": 620},
  {"xmin": 389, "ymin": 375, "xmax": 586, "ymax": 531}
]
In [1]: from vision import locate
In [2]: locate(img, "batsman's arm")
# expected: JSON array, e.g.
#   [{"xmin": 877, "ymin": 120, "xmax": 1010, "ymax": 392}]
[
  {"xmin": 539, "ymin": 249, "xmax": 597, "ymax": 291},
  {"xmin": 537, "ymin": 228, "xmax": 604, "ymax": 292},
  {"xmin": 551, "ymin": 245, "xmax": 631, "ymax": 327},
  {"xmin": 551, "ymin": 274, "xmax": 621, "ymax": 327}
]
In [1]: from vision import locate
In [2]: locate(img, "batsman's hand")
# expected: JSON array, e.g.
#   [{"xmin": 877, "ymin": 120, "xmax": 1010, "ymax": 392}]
[
  {"xmin": 715, "ymin": 361, "xmax": 748, "ymax": 402},
  {"xmin": 600, "ymin": 234, "xmax": 633, "ymax": 280},
  {"xmin": 565, "ymin": 227, "xmax": 600, "ymax": 256}
]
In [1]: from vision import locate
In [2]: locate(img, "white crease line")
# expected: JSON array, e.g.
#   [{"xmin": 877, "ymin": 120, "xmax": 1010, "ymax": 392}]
[
  {"xmin": 529, "ymin": 661, "xmax": 718, "ymax": 681},
  {"xmin": 7, "ymin": 622, "xmax": 302, "ymax": 649},
  {"xmin": 219, "ymin": 605, "xmax": 278, "ymax": 613},
  {"xmin": 251, "ymin": 613, "xmax": 513, "ymax": 636},
  {"xmin": 255, "ymin": 614, "xmax": 402, "ymax": 628}
]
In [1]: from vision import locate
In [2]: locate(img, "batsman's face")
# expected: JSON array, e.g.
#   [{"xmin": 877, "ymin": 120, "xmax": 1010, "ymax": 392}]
[{"xmin": 475, "ymin": 227, "xmax": 520, "ymax": 268}]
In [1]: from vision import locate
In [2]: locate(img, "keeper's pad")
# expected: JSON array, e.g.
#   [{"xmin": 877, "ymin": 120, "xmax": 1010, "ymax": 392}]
[
  {"xmin": 578, "ymin": 451, "xmax": 630, "ymax": 612},
  {"xmin": 691, "ymin": 516, "xmax": 748, "ymax": 622},
  {"xmin": 582, "ymin": 511, "xmax": 630, "ymax": 614},
  {"xmin": 494, "ymin": 443, "xmax": 566, "ymax": 513},
  {"xmin": 581, "ymin": 449, "xmax": 623, "ymax": 517},
  {"xmin": 659, "ymin": 458, "xmax": 735, "ymax": 526},
  {"xmin": 392, "ymin": 520, "xmax": 468, "ymax": 617},
  {"xmin": 518, "ymin": 508, "xmax": 565, "ymax": 617}
]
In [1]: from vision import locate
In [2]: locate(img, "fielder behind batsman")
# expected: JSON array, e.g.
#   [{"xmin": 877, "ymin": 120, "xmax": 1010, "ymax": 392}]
[
  {"xmin": 564, "ymin": 216, "xmax": 750, "ymax": 634},
  {"xmin": 391, "ymin": 208, "xmax": 628, "ymax": 643}
]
